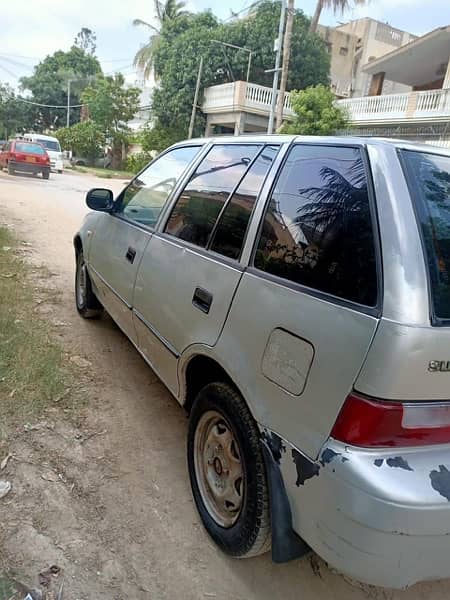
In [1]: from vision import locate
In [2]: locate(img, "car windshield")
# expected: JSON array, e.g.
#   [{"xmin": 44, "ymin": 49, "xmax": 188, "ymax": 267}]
[
  {"xmin": 401, "ymin": 149, "xmax": 450, "ymax": 323},
  {"xmin": 36, "ymin": 138, "xmax": 60, "ymax": 152},
  {"xmin": 15, "ymin": 142, "xmax": 45, "ymax": 155}
]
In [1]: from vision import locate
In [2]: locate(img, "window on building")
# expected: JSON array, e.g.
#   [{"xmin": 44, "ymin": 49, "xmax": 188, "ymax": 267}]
[
  {"xmin": 165, "ymin": 144, "xmax": 261, "ymax": 248},
  {"xmin": 254, "ymin": 145, "xmax": 378, "ymax": 307}
]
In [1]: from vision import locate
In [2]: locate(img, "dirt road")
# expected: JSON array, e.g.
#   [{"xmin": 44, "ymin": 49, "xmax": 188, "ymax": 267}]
[{"xmin": 0, "ymin": 170, "xmax": 448, "ymax": 599}]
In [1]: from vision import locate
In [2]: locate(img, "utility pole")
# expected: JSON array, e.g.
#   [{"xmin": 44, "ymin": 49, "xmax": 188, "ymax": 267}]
[
  {"xmin": 188, "ymin": 56, "xmax": 203, "ymax": 139},
  {"xmin": 66, "ymin": 79, "xmax": 71, "ymax": 128},
  {"xmin": 267, "ymin": 0, "xmax": 287, "ymax": 134},
  {"xmin": 276, "ymin": 0, "xmax": 295, "ymax": 131}
]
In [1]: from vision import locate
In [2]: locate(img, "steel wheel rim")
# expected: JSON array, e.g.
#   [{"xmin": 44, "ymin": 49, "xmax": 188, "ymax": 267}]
[
  {"xmin": 76, "ymin": 259, "xmax": 87, "ymax": 307},
  {"xmin": 194, "ymin": 410, "xmax": 245, "ymax": 528}
]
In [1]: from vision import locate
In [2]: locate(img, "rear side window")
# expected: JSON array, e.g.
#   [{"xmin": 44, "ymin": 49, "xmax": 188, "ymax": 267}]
[
  {"xmin": 15, "ymin": 142, "xmax": 45, "ymax": 155},
  {"xmin": 254, "ymin": 145, "xmax": 378, "ymax": 307},
  {"xmin": 210, "ymin": 145, "xmax": 279, "ymax": 260},
  {"xmin": 165, "ymin": 144, "xmax": 261, "ymax": 248},
  {"xmin": 401, "ymin": 150, "xmax": 450, "ymax": 322}
]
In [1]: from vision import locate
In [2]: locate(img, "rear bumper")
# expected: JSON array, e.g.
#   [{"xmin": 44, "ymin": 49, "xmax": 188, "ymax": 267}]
[
  {"xmin": 10, "ymin": 161, "xmax": 49, "ymax": 174},
  {"xmin": 273, "ymin": 433, "xmax": 450, "ymax": 588}
]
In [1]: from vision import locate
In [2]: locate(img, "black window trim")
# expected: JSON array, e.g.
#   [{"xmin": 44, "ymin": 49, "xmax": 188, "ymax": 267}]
[
  {"xmin": 161, "ymin": 141, "xmax": 265, "ymax": 255},
  {"xmin": 397, "ymin": 147, "xmax": 450, "ymax": 327},
  {"xmin": 249, "ymin": 141, "xmax": 383, "ymax": 317},
  {"xmin": 207, "ymin": 144, "xmax": 281, "ymax": 260},
  {"xmin": 111, "ymin": 142, "xmax": 207, "ymax": 232}
]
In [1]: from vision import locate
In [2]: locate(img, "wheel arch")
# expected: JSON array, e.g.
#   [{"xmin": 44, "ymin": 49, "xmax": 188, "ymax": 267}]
[
  {"xmin": 180, "ymin": 351, "xmax": 250, "ymax": 418},
  {"xmin": 73, "ymin": 234, "xmax": 83, "ymax": 256}
]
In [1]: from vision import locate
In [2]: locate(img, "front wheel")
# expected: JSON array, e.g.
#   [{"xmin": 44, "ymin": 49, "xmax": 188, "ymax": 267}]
[
  {"xmin": 58, "ymin": 170, "xmax": 63, "ymax": 174},
  {"xmin": 187, "ymin": 382, "xmax": 271, "ymax": 558},
  {"xmin": 75, "ymin": 250, "xmax": 103, "ymax": 318}
]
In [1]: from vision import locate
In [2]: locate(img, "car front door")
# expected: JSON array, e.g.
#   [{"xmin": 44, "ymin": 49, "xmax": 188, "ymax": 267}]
[
  {"xmin": 87, "ymin": 145, "xmax": 202, "ymax": 342},
  {"xmin": 132, "ymin": 143, "xmax": 281, "ymax": 395}
]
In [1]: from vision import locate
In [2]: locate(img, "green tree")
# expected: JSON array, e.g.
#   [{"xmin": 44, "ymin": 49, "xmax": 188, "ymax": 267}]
[
  {"xmin": 281, "ymin": 84, "xmax": 348, "ymax": 135},
  {"xmin": 310, "ymin": 0, "xmax": 367, "ymax": 33},
  {"xmin": 0, "ymin": 84, "xmax": 36, "ymax": 137},
  {"xmin": 74, "ymin": 27, "xmax": 97, "ymax": 55},
  {"xmin": 20, "ymin": 46, "xmax": 102, "ymax": 130},
  {"xmin": 55, "ymin": 121, "xmax": 105, "ymax": 165},
  {"xmin": 150, "ymin": 2, "xmax": 330, "ymax": 140},
  {"xmin": 133, "ymin": 0, "xmax": 188, "ymax": 79},
  {"xmin": 82, "ymin": 74, "xmax": 141, "ymax": 168}
]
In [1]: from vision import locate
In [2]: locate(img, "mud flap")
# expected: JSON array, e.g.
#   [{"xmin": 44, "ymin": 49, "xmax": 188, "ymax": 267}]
[{"xmin": 261, "ymin": 438, "xmax": 311, "ymax": 563}]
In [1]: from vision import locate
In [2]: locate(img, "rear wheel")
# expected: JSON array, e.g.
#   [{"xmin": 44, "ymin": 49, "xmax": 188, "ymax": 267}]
[
  {"xmin": 58, "ymin": 169, "xmax": 63, "ymax": 174},
  {"xmin": 187, "ymin": 382, "xmax": 271, "ymax": 558},
  {"xmin": 8, "ymin": 163, "xmax": 14, "ymax": 175},
  {"xmin": 42, "ymin": 170, "xmax": 50, "ymax": 180},
  {"xmin": 75, "ymin": 250, "xmax": 103, "ymax": 318}
]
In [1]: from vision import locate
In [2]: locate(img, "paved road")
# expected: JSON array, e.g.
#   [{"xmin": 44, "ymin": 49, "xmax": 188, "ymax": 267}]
[{"xmin": 0, "ymin": 168, "xmax": 448, "ymax": 599}]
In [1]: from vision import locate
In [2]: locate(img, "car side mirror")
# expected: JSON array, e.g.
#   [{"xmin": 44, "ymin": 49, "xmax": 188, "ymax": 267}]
[{"xmin": 86, "ymin": 188, "xmax": 114, "ymax": 212}]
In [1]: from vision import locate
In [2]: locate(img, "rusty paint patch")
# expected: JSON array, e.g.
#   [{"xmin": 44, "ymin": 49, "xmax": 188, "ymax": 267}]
[
  {"xmin": 430, "ymin": 465, "xmax": 450, "ymax": 501},
  {"xmin": 292, "ymin": 449, "xmax": 319, "ymax": 486},
  {"xmin": 320, "ymin": 448, "xmax": 349, "ymax": 467}
]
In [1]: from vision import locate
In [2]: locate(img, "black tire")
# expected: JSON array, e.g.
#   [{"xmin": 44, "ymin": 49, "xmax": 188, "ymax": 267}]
[
  {"xmin": 75, "ymin": 250, "xmax": 103, "ymax": 318},
  {"xmin": 58, "ymin": 170, "xmax": 63, "ymax": 174},
  {"xmin": 8, "ymin": 163, "xmax": 14, "ymax": 175},
  {"xmin": 42, "ymin": 170, "xmax": 50, "ymax": 180},
  {"xmin": 187, "ymin": 382, "xmax": 271, "ymax": 558}
]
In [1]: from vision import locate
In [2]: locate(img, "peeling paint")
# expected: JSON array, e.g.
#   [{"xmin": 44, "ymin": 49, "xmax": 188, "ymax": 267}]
[
  {"xmin": 320, "ymin": 448, "xmax": 340, "ymax": 466},
  {"xmin": 292, "ymin": 449, "xmax": 320, "ymax": 486},
  {"xmin": 263, "ymin": 431, "xmax": 286, "ymax": 464},
  {"xmin": 374, "ymin": 459, "xmax": 384, "ymax": 467},
  {"xmin": 430, "ymin": 465, "xmax": 450, "ymax": 501},
  {"xmin": 320, "ymin": 448, "xmax": 349, "ymax": 467},
  {"xmin": 386, "ymin": 456, "xmax": 413, "ymax": 472}
]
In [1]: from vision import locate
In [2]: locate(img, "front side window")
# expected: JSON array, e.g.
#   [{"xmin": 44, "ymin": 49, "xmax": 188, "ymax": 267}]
[
  {"xmin": 254, "ymin": 145, "xmax": 377, "ymax": 307},
  {"xmin": 164, "ymin": 144, "xmax": 261, "ymax": 248},
  {"xmin": 401, "ymin": 150, "xmax": 450, "ymax": 322},
  {"xmin": 118, "ymin": 145, "xmax": 201, "ymax": 227}
]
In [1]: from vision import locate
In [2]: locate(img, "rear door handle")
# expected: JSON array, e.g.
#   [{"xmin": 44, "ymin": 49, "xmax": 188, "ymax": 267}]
[
  {"xmin": 192, "ymin": 287, "xmax": 213, "ymax": 314},
  {"xmin": 125, "ymin": 247, "xmax": 136, "ymax": 264}
]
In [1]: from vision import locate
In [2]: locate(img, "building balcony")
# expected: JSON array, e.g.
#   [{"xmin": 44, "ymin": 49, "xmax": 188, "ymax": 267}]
[
  {"xmin": 337, "ymin": 88, "xmax": 450, "ymax": 125},
  {"xmin": 202, "ymin": 81, "xmax": 294, "ymax": 135}
]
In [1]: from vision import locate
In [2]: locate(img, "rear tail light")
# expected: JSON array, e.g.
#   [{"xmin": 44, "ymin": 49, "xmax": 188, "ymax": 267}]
[{"xmin": 331, "ymin": 393, "xmax": 450, "ymax": 447}]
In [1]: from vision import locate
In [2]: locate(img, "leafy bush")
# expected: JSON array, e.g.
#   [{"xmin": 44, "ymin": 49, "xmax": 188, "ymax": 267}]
[
  {"xmin": 126, "ymin": 151, "xmax": 153, "ymax": 174},
  {"xmin": 281, "ymin": 85, "xmax": 348, "ymax": 135},
  {"xmin": 56, "ymin": 121, "xmax": 105, "ymax": 165}
]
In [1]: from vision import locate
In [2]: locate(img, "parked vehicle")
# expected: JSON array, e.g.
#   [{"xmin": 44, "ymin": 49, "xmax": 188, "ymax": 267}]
[
  {"xmin": 0, "ymin": 139, "xmax": 50, "ymax": 179},
  {"xmin": 23, "ymin": 133, "xmax": 63, "ymax": 173},
  {"xmin": 74, "ymin": 135, "xmax": 450, "ymax": 588}
]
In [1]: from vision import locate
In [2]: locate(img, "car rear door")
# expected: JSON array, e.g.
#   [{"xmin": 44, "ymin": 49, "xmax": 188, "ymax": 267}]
[
  {"xmin": 132, "ymin": 143, "xmax": 281, "ymax": 395},
  {"xmin": 87, "ymin": 145, "xmax": 202, "ymax": 342},
  {"xmin": 217, "ymin": 142, "xmax": 382, "ymax": 458}
]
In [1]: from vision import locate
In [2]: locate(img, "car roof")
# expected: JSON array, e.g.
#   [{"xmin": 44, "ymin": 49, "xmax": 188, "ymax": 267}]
[
  {"xmin": 24, "ymin": 133, "xmax": 58, "ymax": 140},
  {"xmin": 174, "ymin": 134, "xmax": 450, "ymax": 157}
]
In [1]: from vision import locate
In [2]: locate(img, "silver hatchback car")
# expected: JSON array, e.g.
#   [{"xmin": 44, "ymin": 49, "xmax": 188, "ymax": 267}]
[{"xmin": 74, "ymin": 136, "xmax": 450, "ymax": 588}]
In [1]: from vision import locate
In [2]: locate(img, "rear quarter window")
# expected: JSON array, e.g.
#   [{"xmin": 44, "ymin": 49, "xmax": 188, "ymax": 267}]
[{"xmin": 400, "ymin": 149, "xmax": 450, "ymax": 323}]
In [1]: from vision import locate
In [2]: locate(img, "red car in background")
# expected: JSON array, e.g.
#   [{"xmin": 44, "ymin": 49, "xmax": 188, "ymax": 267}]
[{"xmin": 0, "ymin": 139, "xmax": 51, "ymax": 179}]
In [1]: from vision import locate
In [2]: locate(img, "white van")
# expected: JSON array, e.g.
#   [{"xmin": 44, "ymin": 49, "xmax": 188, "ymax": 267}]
[{"xmin": 24, "ymin": 133, "xmax": 63, "ymax": 173}]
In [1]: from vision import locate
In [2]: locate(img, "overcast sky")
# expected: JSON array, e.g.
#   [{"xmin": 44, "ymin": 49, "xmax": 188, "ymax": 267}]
[{"xmin": 1, "ymin": 0, "xmax": 449, "ymax": 91}]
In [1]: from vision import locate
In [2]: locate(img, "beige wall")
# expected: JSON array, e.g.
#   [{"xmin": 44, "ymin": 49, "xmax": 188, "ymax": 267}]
[{"xmin": 320, "ymin": 18, "xmax": 416, "ymax": 98}]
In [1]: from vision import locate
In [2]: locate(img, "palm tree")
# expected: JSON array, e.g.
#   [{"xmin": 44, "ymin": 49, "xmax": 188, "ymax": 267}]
[
  {"xmin": 133, "ymin": 0, "xmax": 187, "ymax": 80},
  {"xmin": 310, "ymin": 0, "xmax": 367, "ymax": 33}
]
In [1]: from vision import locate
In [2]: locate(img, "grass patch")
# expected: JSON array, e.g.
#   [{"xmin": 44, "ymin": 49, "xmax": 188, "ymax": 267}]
[
  {"xmin": 0, "ymin": 227, "xmax": 70, "ymax": 421},
  {"xmin": 71, "ymin": 165, "xmax": 133, "ymax": 180}
]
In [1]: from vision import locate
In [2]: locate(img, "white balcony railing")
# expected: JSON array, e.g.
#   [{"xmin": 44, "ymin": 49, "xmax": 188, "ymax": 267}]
[
  {"xmin": 202, "ymin": 81, "xmax": 294, "ymax": 118},
  {"xmin": 338, "ymin": 88, "xmax": 450, "ymax": 124}
]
